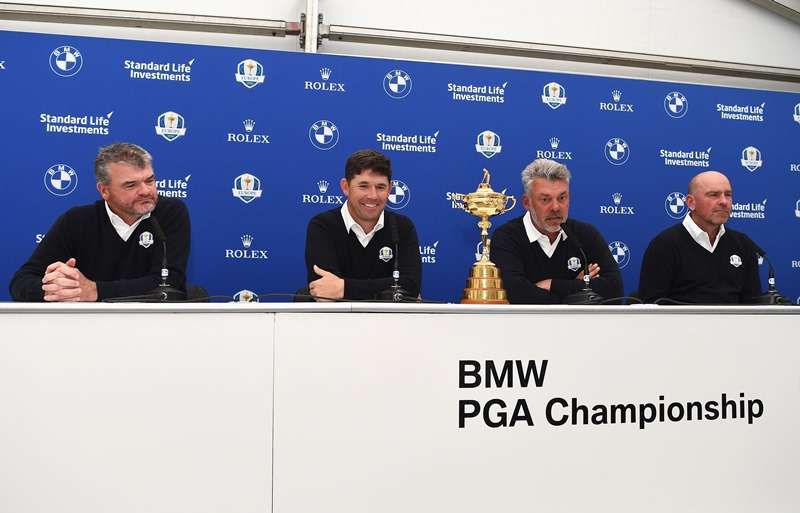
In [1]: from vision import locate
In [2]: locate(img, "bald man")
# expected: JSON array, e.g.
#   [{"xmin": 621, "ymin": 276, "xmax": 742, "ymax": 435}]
[{"xmin": 639, "ymin": 171, "xmax": 761, "ymax": 304}]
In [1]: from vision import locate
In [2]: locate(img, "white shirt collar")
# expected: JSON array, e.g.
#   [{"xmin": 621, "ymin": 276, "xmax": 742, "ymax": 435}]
[
  {"xmin": 682, "ymin": 213, "xmax": 725, "ymax": 253},
  {"xmin": 105, "ymin": 202, "xmax": 151, "ymax": 242},
  {"xmin": 523, "ymin": 211, "xmax": 567, "ymax": 259},
  {"xmin": 340, "ymin": 202, "xmax": 384, "ymax": 248}
]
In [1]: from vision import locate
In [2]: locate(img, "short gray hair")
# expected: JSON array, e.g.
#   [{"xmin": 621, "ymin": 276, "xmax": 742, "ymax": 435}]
[
  {"xmin": 521, "ymin": 159, "xmax": 571, "ymax": 194},
  {"xmin": 94, "ymin": 143, "xmax": 153, "ymax": 185}
]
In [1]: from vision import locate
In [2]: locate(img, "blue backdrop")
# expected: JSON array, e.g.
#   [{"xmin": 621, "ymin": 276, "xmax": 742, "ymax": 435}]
[{"xmin": 1, "ymin": 30, "xmax": 799, "ymax": 302}]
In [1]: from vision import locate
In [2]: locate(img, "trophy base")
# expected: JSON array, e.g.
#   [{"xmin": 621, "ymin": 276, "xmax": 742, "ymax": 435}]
[{"xmin": 461, "ymin": 260, "xmax": 509, "ymax": 305}]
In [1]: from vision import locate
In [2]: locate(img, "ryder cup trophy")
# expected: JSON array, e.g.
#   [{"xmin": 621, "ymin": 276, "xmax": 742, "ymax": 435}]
[{"xmin": 454, "ymin": 169, "xmax": 516, "ymax": 304}]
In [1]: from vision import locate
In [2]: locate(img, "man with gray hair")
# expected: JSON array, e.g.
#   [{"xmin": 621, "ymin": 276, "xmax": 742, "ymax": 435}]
[
  {"xmin": 491, "ymin": 158, "xmax": 623, "ymax": 304},
  {"xmin": 9, "ymin": 143, "xmax": 190, "ymax": 301}
]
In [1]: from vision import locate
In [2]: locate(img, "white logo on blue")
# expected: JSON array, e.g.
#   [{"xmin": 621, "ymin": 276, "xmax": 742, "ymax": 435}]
[
  {"xmin": 604, "ymin": 137, "xmax": 630, "ymax": 165},
  {"xmin": 155, "ymin": 111, "xmax": 187, "ymax": 142},
  {"xmin": 308, "ymin": 120, "xmax": 339, "ymax": 150},
  {"xmin": 232, "ymin": 173, "xmax": 263, "ymax": 203},
  {"xmin": 233, "ymin": 289, "xmax": 259, "ymax": 302},
  {"xmin": 387, "ymin": 180, "xmax": 410, "ymax": 210},
  {"xmin": 49, "ymin": 45, "xmax": 83, "ymax": 77},
  {"xmin": 664, "ymin": 91, "xmax": 688, "ymax": 118},
  {"xmin": 235, "ymin": 59, "xmax": 265, "ymax": 88},
  {"xmin": 475, "ymin": 130, "xmax": 502, "ymax": 158},
  {"xmin": 665, "ymin": 192, "xmax": 687, "ymax": 219},
  {"xmin": 383, "ymin": 69, "xmax": 412, "ymax": 99},
  {"xmin": 44, "ymin": 164, "xmax": 78, "ymax": 196},
  {"xmin": 608, "ymin": 241, "xmax": 630, "ymax": 269},
  {"xmin": 740, "ymin": 146, "xmax": 763, "ymax": 172},
  {"xmin": 794, "ymin": 103, "xmax": 800, "ymax": 124},
  {"xmin": 541, "ymin": 82, "xmax": 567, "ymax": 109}
]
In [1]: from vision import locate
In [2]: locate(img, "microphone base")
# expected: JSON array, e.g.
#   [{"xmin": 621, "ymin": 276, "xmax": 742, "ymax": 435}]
[
  {"xmin": 378, "ymin": 285, "xmax": 413, "ymax": 302},
  {"xmin": 564, "ymin": 288, "xmax": 603, "ymax": 305},
  {"xmin": 145, "ymin": 284, "xmax": 187, "ymax": 302},
  {"xmin": 750, "ymin": 291, "xmax": 790, "ymax": 305}
]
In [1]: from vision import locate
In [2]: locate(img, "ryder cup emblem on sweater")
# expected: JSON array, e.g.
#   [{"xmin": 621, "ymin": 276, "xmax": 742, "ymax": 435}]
[
  {"xmin": 740, "ymin": 146, "xmax": 763, "ymax": 172},
  {"xmin": 235, "ymin": 59, "xmax": 265, "ymax": 88},
  {"xmin": 155, "ymin": 112, "xmax": 186, "ymax": 141},
  {"xmin": 44, "ymin": 164, "xmax": 78, "ymax": 196},
  {"xmin": 794, "ymin": 103, "xmax": 800, "ymax": 124},
  {"xmin": 665, "ymin": 192, "xmax": 687, "ymax": 219},
  {"xmin": 387, "ymin": 180, "xmax": 410, "ymax": 210},
  {"xmin": 604, "ymin": 138, "xmax": 630, "ymax": 165},
  {"xmin": 138, "ymin": 231, "xmax": 154, "ymax": 249},
  {"xmin": 475, "ymin": 130, "xmax": 502, "ymax": 158},
  {"xmin": 541, "ymin": 82, "xmax": 567, "ymax": 109},
  {"xmin": 378, "ymin": 246, "xmax": 393, "ymax": 262},
  {"xmin": 664, "ymin": 91, "xmax": 688, "ymax": 118},
  {"xmin": 383, "ymin": 69, "xmax": 412, "ymax": 99},
  {"xmin": 308, "ymin": 120, "xmax": 339, "ymax": 150},
  {"xmin": 232, "ymin": 173, "xmax": 263, "ymax": 203},
  {"xmin": 49, "ymin": 45, "xmax": 82, "ymax": 77},
  {"xmin": 567, "ymin": 256, "xmax": 581, "ymax": 272},
  {"xmin": 608, "ymin": 241, "xmax": 630, "ymax": 269},
  {"xmin": 730, "ymin": 254, "xmax": 742, "ymax": 268}
]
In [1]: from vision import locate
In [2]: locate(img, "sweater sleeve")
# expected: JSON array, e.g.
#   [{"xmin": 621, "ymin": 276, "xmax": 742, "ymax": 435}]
[
  {"xmin": 737, "ymin": 233, "xmax": 763, "ymax": 303},
  {"xmin": 491, "ymin": 224, "xmax": 559, "ymax": 304},
  {"xmin": 638, "ymin": 233, "xmax": 675, "ymax": 303}
]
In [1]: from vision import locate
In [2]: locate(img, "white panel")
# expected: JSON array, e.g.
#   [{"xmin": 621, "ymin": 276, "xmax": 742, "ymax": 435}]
[
  {"xmin": 273, "ymin": 312, "xmax": 800, "ymax": 513},
  {"xmin": 0, "ymin": 313, "xmax": 274, "ymax": 513}
]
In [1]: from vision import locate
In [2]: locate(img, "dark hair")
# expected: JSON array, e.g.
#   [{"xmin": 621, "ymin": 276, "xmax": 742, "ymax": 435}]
[
  {"xmin": 344, "ymin": 149, "xmax": 392, "ymax": 182},
  {"xmin": 95, "ymin": 143, "xmax": 152, "ymax": 185}
]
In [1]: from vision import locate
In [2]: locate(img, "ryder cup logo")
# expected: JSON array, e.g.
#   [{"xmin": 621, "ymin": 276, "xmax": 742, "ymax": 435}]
[
  {"xmin": 378, "ymin": 246, "xmax": 393, "ymax": 262},
  {"xmin": 664, "ymin": 91, "xmax": 688, "ymax": 118},
  {"xmin": 387, "ymin": 180, "xmax": 410, "ymax": 210},
  {"xmin": 49, "ymin": 45, "xmax": 83, "ymax": 77},
  {"xmin": 608, "ymin": 241, "xmax": 630, "ymax": 269},
  {"xmin": 155, "ymin": 111, "xmax": 187, "ymax": 141},
  {"xmin": 795, "ymin": 199, "xmax": 800, "ymax": 218},
  {"xmin": 729, "ymin": 254, "xmax": 742, "ymax": 268},
  {"xmin": 567, "ymin": 256, "xmax": 581, "ymax": 272},
  {"xmin": 138, "ymin": 231, "xmax": 154, "ymax": 249},
  {"xmin": 794, "ymin": 103, "xmax": 800, "ymax": 124},
  {"xmin": 740, "ymin": 146, "xmax": 763, "ymax": 172},
  {"xmin": 604, "ymin": 137, "xmax": 630, "ymax": 165},
  {"xmin": 232, "ymin": 173, "xmax": 263, "ymax": 203},
  {"xmin": 541, "ymin": 82, "xmax": 567, "ymax": 109},
  {"xmin": 665, "ymin": 192, "xmax": 687, "ymax": 219},
  {"xmin": 44, "ymin": 163, "xmax": 78, "ymax": 196},
  {"xmin": 233, "ymin": 290, "xmax": 259, "ymax": 303},
  {"xmin": 308, "ymin": 120, "xmax": 339, "ymax": 150},
  {"xmin": 475, "ymin": 130, "xmax": 502, "ymax": 158},
  {"xmin": 383, "ymin": 69, "xmax": 412, "ymax": 99},
  {"xmin": 235, "ymin": 59, "xmax": 265, "ymax": 88}
]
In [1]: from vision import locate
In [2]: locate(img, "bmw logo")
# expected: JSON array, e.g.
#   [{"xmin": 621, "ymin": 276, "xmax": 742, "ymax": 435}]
[
  {"xmin": 604, "ymin": 137, "xmax": 630, "ymax": 165},
  {"xmin": 665, "ymin": 192, "xmax": 687, "ymax": 219},
  {"xmin": 44, "ymin": 164, "xmax": 78, "ymax": 196},
  {"xmin": 664, "ymin": 91, "xmax": 688, "ymax": 118},
  {"xmin": 49, "ymin": 45, "xmax": 83, "ymax": 77},
  {"xmin": 308, "ymin": 120, "xmax": 339, "ymax": 150},
  {"xmin": 608, "ymin": 240, "xmax": 631, "ymax": 269},
  {"xmin": 383, "ymin": 69, "xmax": 412, "ymax": 99},
  {"xmin": 387, "ymin": 180, "xmax": 411, "ymax": 209}
]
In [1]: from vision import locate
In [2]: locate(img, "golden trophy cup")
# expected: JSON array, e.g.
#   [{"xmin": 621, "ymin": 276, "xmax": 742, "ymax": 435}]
[{"xmin": 454, "ymin": 169, "xmax": 516, "ymax": 304}]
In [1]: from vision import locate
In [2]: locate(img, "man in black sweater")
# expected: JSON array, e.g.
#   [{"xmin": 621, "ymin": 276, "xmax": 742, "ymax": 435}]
[
  {"xmin": 9, "ymin": 143, "xmax": 190, "ymax": 302},
  {"xmin": 639, "ymin": 171, "xmax": 761, "ymax": 304},
  {"xmin": 305, "ymin": 149, "xmax": 421, "ymax": 300},
  {"xmin": 492, "ymin": 158, "xmax": 623, "ymax": 304}
]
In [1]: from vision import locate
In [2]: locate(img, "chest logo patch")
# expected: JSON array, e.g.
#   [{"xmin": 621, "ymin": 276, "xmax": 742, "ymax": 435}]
[
  {"xmin": 567, "ymin": 256, "xmax": 581, "ymax": 272},
  {"xmin": 378, "ymin": 246, "xmax": 393, "ymax": 262},
  {"xmin": 730, "ymin": 254, "xmax": 742, "ymax": 268},
  {"xmin": 139, "ymin": 231, "xmax": 154, "ymax": 249}
]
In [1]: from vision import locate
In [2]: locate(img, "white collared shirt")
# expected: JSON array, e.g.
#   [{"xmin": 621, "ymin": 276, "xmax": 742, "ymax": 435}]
[
  {"xmin": 105, "ymin": 202, "xmax": 150, "ymax": 242},
  {"xmin": 682, "ymin": 213, "xmax": 725, "ymax": 253},
  {"xmin": 523, "ymin": 212, "xmax": 567, "ymax": 258},
  {"xmin": 340, "ymin": 203, "xmax": 384, "ymax": 248}
]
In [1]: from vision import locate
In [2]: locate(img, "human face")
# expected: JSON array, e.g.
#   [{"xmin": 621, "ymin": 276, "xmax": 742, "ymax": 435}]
[
  {"xmin": 522, "ymin": 178, "xmax": 569, "ymax": 235},
  {"xmin": 340, "ymin": 169, "xmax": 390, "ymax": 232},
  {"xmin": 97, "ymin": 162, "xmax": 158, "ymax": 225},
  {"xmin": 687, "ymin": 172, "xmax": 732, "ymax": 232}
]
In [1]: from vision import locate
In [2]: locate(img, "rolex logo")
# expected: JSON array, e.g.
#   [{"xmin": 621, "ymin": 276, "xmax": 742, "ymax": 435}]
[
  {"xmin": 320, "ymin": 67, "xmax": 332, "ymax": 80},
  {"xmin": 317, "ymin": 180, "xmax": 329, "ymax": 193},
  {"xmin": 243, "ymin": 119, "xmax": 255, "ymax": 132},
  {"xmin": 612, "ymin": 89, "xmax": 622, "ymax": 102},
  {"xmin": 612, "ymin": 192, "xmax": 622, "ymax": 205},
  {"xmin": 241, "ymin": 234, "xmax": 254, "ymax": 248},
  {"xmin": 549, "ymin": 137, "xmax": 560, "ymax": 149}
]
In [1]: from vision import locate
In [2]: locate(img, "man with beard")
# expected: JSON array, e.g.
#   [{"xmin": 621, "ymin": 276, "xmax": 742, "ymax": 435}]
[
  {"xmin": 9, "ymin": 143, "xmax": 190, "ymax": 301},
  {"xmin": 491, "ymin": 158, "xmax": 623, "ymax": 304},
  {"xmin": 639, "ymin": 170, "xmax": 761, "ymax": 304}
]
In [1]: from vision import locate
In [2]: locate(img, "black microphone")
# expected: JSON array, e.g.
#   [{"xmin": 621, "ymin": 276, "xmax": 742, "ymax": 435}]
[
  {"xmin": 748, "ymin": 240, "xmax": 789, "ymax": 305},
  {"xmin": 560, "ymin": 222, "xmax": 603, "ymax": 305},
  {"xmin": 379, "ymin": 215, "xmax": 411, "ymax": 302},
  {"xmin": 146, "ymin": 216, "xmax": 186, "ymax": 301}
]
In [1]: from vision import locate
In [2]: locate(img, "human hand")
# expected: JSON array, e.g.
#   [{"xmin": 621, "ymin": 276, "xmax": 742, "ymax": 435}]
[
  {"xmin": 576, "ymin": 263, "xmax": 600, "ymax": 281},
  {"xmin": 42, "ymin": 258, "xmax": 98, "ymax": 302},
  {"xmin": 309, "ymin": 265, "xmax": 344, "ymax": 301}
]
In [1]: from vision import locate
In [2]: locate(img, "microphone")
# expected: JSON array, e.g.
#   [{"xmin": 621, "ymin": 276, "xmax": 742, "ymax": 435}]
[
  {"xmin": 748, "ymin": 240, "xmax": 789, "ymax": 305},
  {"xmin": 379, "ymin": 214, "xmax": 411, "ymax": 302},
  {"xmin": 146, "ymin": 216, "xmax": 186, "ymax": 301},
  {"xmin": 560, "ymin": 222, "xmax": 603, "ymax": 305}
]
